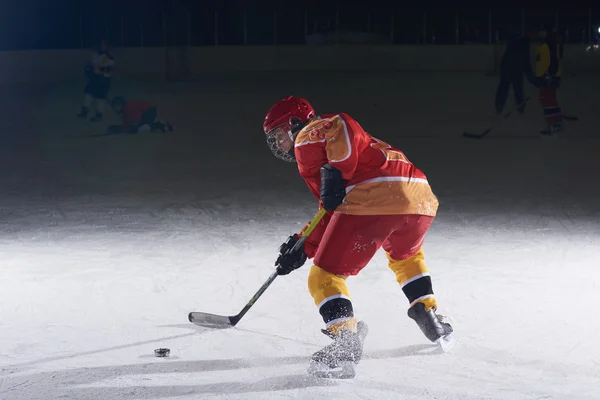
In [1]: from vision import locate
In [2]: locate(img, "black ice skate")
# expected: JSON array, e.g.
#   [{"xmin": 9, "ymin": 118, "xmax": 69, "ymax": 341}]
[
  {"xmin": 151, "ymin": 120, "xmax": 174, "ymax": 133},
  {"xmin": 77, "ymin": 107, "xmax": 89, "ymax": 118},
  {"xmin": 408, "ymin": 302, "xmax": 455, "ymax": 352},
  {"xmin": 308, "ymin": 320, "xmax": 368, "ymax": 379},
  {"xmin": 90, "ymin": 113, "xmax": 103, "ymax": 122}
]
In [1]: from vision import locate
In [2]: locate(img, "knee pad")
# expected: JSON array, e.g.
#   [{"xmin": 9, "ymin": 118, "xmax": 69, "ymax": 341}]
[
  {"xmin": 387, "ymin": 249, "xmax": 437, "ymax": 311},
  {"xmin": 308, "ymin": 265, "xmax": 356, "ymax": 332}
]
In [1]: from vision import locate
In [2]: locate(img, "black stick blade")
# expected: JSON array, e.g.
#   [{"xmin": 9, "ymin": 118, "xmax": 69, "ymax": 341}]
[
  {"xmin": 188, "ymin": 312, "xmax": 235, "ymax": 329},
  {"xmin": 462, "ymin": 129, "xmax": 489, "ymax": 139}
]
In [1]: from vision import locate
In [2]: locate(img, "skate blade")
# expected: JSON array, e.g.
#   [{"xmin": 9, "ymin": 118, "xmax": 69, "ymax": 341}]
[
  {"xmin": 540, "ymin": 130, "xmax": 561, "ymax": 139},
  {"xmin": 436, "ymin": 332, "xmax": 457, "ymax": 353},
  {"xmin": 308, "ymin": 361, "xmax": 356, "ymax": 379}
]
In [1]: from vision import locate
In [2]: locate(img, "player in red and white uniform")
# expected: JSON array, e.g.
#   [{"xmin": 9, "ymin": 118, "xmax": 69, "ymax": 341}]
[{"xmin": 264, "ymin": 96, "xmax": 453, "ymax": 377}]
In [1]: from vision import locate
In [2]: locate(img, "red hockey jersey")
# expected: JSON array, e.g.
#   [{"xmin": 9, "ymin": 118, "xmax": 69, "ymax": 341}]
[
  {"xmin": 294, "ymin": 113, "xmax": 439, "ymax": 257},
  {"xmin": 122, "ymin": 100, "xmax": 155, "ymax": 130}
]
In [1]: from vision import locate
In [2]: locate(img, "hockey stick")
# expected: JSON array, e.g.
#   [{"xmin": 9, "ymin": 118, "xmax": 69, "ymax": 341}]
[
  {"xmin": 463, "ymin": 97, "xmax": 531, "ymax": 139},
  {"xmin": 188, "ymin": 207, "xmax": 328, "ymax": 329}
]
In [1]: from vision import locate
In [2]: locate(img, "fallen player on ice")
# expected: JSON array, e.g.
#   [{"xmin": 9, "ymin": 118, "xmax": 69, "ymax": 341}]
[{"xmin": 107, "ymin": 96, "xmax": 173, "ymax": 135}]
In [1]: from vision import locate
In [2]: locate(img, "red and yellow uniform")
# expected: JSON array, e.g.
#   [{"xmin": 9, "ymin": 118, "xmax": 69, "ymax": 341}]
[
  {"xmin": 122, "ymin": 100, "xmax": 156, "ymax": 131},
  {"xmin": 535, "ymin": 41, "xmax": 562, "ymax": 79},
  {"xmin": 534, "ymin": 30, "xmax": 563, "ymax": 130},
  {"xmin": 294, "ymin": 113, "xmax": 439, "ymax": 333}
]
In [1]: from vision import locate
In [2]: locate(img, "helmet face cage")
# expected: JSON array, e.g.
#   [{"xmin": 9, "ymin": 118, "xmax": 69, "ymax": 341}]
[
  {"xmin": 265, "ymin": 123, "xmax": 296, "ymax": 162},
  {"xmin": 263, "ymin": 96, "xmax": 315, "ymax": 162}
]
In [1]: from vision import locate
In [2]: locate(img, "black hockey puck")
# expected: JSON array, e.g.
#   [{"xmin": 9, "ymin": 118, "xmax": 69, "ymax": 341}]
[{"xmin": 154, "ymin": 348, "xmax": 170, "ymax": 358}]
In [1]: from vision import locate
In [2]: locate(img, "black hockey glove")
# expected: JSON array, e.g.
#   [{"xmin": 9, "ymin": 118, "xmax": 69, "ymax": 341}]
[
  {"xmin": 275, "ymin": 234, "xmax": 308, "ymax": 275},
  {"xmin": 540, "ymin": 73, "xmax": 559, "ymax": 88},
  {"xmin": 320, "ymin": 164, "xmax": 346, "ymax": 211}
]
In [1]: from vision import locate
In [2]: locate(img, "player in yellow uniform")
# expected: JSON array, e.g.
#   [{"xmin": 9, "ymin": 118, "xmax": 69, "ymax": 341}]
[{"xmin": 535, "ymin": 25, "xmax": 564, "ymax": 136}]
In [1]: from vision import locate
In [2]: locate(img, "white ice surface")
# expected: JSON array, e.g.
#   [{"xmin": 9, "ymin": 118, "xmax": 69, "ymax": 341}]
[{"xmin": 0, "ymin": 72, "xmax": 599, "ymax": 399}]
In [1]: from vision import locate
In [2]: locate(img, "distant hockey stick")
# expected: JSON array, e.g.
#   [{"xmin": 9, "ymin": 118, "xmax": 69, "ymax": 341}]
[
  {"xmin": 188, "ymin": 207, "xmax": 328, "ymax": 329},
  {"xmin": 463, "ymin": 97, "xmax": 531, "ymax": 139}
]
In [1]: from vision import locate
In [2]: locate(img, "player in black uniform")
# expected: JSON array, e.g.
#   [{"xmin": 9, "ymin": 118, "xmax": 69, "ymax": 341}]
[{"xmin": 495, "ymin": 28, "xmax": 539, "ymax": 115}]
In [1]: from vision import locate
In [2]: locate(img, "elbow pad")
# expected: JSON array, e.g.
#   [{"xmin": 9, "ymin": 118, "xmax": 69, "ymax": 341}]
[{"xmin": 320, "ymin": 164, "xmax": 346, "ymax": 211}]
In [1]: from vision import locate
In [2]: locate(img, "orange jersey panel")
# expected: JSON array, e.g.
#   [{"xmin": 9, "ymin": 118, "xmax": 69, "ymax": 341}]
[{"xmin": 294, "ymin": 113, "xmax": 438, "ymax": 217}]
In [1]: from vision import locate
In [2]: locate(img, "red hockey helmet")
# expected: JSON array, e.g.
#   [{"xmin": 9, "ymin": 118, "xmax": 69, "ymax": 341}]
[{"xmin": 263, "ymin": 96, "xmax": 315, "ymax": 162}]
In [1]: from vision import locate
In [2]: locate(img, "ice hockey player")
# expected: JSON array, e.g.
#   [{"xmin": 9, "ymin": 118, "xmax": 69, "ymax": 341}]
[
  {"xmin": 495, "ymin": 27, "xmax": 539, "ymax": 115},
  {"xmin": 263, "ymin": 96, "xmax": 454, "ymax": 378},
  {"xmin": 107, "ymin": 96, "xmax": 173, "ymax": 134},
  {"xmin": 77, "ymin": 39, "xmax": 115, "ymax": 122},
  {"xmin": 534, "ymin": 25, "xmax": 564, "ymax": 136}
]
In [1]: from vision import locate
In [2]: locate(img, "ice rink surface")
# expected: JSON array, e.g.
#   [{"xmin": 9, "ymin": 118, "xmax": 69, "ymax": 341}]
[{"xmin": 0, "ymin": 72, "xmax": 599, "ymax": 399}]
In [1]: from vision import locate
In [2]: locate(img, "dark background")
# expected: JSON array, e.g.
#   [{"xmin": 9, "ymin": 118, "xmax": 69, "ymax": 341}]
[{"xmin": 1, "ymin": 2, "xmax": 598, "ymax": 50}]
